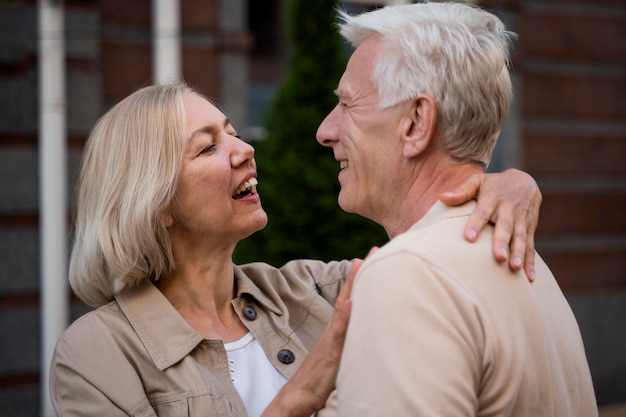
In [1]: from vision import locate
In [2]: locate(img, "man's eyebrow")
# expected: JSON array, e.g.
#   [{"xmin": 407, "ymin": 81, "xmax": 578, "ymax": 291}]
[{"xmin": 189, "ymin": 118, "xmax": 231, "ymax": 141}]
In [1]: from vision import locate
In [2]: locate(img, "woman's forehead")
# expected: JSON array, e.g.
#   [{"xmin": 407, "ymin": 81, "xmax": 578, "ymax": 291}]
[
  {"xmin": 183, "ymin": 93, "xmax": 222, "ymax": 117},
  {"xmin": 182, "ymin": 93, "xmax": 234, "ymax": 145},
  {"xmin": 183, "ymin": 94, "xmax": 228, "ymax": 129}
]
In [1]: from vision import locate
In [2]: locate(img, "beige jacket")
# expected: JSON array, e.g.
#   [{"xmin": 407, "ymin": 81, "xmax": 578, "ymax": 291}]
[
  {"xmin": 50, "ymin": 259, "xmax": 350, "ymax": 417},
  {"xmin": 337, "ymin": 201, "xmax": 597, "ymax": 416}
]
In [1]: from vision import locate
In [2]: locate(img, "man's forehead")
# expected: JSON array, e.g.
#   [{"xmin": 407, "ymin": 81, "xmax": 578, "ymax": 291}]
[
  {"xmin": 337, "ymin": 52, "xmax": 381, "ymax": 104},
  {"xmin": 343, "ymin": 39, "xmax": 380, "ymax": 82}
]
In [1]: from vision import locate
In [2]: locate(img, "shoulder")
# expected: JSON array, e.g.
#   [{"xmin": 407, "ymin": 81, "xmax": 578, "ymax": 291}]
[
  {"xmin": 51, "ymin": 299, "xmax": 155, "ymax": 385},
  {"xmin": 50, "ymin": 301, "xmax": 157, "ymax": 416},
  {"xmin": 353, "ymin": 213, "xmax": 518, "ymax": 312},
  {"xmin": 366, "ymin": 206, "xmax": 505, "ymax": 285},
  {"xmin": 355, "ymin": 246, "xmax": 477, "ymax": 307},
  {"xmin": 238, "ymin": 259, "xmax": 351, "ymax": 291},
  {"xmin": 54, "ymin": 301, "xmax": 136, "ymax": 362},
  {"xmin": 235, "ymin": 260, "xmax": 351, "ymax": 328}
]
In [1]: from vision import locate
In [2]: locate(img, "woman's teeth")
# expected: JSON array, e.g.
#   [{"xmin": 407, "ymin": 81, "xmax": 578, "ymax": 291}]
[{"xmin": 234, "ymin": 178, "xmax": 258, "ymax": 198}]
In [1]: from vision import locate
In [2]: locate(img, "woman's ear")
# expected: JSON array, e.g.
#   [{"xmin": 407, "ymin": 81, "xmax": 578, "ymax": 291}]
[
  {"xmin": 158, "ymin": 211, "xmax": 174, "ymax": 229},
  {"xmin": 402, "ymin": 94, "xmax": 437, "ymax": 158}
]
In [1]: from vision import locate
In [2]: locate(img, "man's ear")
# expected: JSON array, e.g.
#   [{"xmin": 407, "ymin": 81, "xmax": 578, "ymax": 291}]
[{"xmin": 402, "ymin": 94, "xmax": 437, "ymax": 158}]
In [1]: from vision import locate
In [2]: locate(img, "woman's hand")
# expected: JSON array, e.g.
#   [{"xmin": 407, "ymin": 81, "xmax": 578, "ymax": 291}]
[
  {"xmin": 262, "ymin": 258, "xmax": 362, "ymax": 417},
  {"xmin": 439, "ymin": 168, "xmax": 542, "ymax": 280}
]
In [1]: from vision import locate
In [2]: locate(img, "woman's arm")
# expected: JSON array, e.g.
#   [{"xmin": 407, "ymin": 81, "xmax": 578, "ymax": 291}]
[
  {"xmin": 439, "ymin": 168, "xmax": 542, "ymax": 280},
  {"xmin": 262, "ymin": 259, "xmax": 361, "ymax": 417}
]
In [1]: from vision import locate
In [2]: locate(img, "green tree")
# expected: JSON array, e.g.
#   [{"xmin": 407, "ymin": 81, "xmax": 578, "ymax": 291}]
[{"xmin": 234, "ymin": 0, "xmax": 387, "ymax": 266}]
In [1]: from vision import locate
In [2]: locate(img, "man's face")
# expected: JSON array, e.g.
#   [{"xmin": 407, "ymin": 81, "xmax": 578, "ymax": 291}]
[{"xmin": 316, "ymin": 36, "xmax": 411, "ymax": 225}]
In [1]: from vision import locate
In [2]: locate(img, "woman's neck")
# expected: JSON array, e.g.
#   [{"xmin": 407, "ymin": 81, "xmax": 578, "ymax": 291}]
[{"xmin": 157, "ymin": 248, "xmax": 248, "ymax": 342}]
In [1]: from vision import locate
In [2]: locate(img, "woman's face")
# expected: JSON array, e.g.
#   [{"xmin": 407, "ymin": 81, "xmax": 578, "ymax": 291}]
[{"xmin": 168, "ymin": 93, "xmax": 268, "ymax": 248}]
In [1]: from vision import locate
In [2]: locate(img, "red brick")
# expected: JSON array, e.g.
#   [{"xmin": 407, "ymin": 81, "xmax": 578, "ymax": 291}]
[
  {"xmin": 520, "ymin": 11, "xmax": 626, "ymax": 64},
  {"xmin": 526, "ymin": 0, "xmax": 626, "ymax": 6},
  {"xmin": 182, "ymin": 0, "xmax": 219, "ymax": 31},
  {"xmin": 219, "ymin": 31, "xmax": 253, "ymax": 53},
  {"xmin": 67, "ymin": 58, "xmax": 99, "ymax": 73},
  {"xmin": 541, "ymin": 248, "xmax": 626, "ymax": 292},
  {"xmin": 0, "ymin": 56, "xmax": 37, "ymax": 77},
  {"xmin": 524, "ymin": 132, "xmax": 626, "ymax": 178},
  {"xmin": 481, "ymin": 0, "xmax": 626, "ymax": 9},
  {"xmin": 537, "ymin": 192, "xmax": 626, "ymax": 236},
  {"xmin": 0, "ymin": 372, "xmax": 39, "ymax": 388},
  {"xmin": 102, "ymin": 40, "xmax": 152, "ymax": 101},
  {"xmin": 0, "ymin": 213, "xmax": 38, "ymax": 227},
  {"xmin": 522, "ymin": 72, "xmax": 626, "ymax": 120},
  {"xmin": 101, "ymin": 0, "xmax": 151, "ymax": 27},
  {"xmin": 0, "ymin": 292, "xmax": 39, "ymax": 308},
  {"xmin": 0, "ymin": 134, "xmax": 37, "ymax": 147},
  {"xmin": 478, "ymin": 0, "xmax": 521, "ymax": 9},
  {"xmin": 182, "ymin": 43, "xmax": 219, "ymax": 98},
  {"xmin": 65, "ymin": 0, "xmax": 98, "ymax": 11}
]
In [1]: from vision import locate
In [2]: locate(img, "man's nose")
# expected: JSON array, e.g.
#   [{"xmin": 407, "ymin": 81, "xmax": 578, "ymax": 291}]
[{"xmin": 316, "ymin": 108, "xmax": 339, "ymax": 147}]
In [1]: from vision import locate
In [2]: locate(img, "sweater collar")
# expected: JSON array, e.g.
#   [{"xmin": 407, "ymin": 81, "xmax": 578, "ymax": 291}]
[{"xmin": 407, "ymin": 200, "xmax": 477, "ymax": 233}]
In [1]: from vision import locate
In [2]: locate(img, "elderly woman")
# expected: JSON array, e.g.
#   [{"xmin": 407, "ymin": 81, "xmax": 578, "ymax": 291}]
[{"xmin": 50, "ymin": 82, "xmax": 541, "ymax": 417}]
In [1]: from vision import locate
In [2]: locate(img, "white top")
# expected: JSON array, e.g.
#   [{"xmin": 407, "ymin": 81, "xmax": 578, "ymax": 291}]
[{"xmin": 224, "ymin": 332, "xmax": 288, "ymax": 417}]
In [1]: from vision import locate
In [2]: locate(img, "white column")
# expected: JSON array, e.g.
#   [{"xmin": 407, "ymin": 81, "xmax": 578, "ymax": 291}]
[
  {"xmin": 38, "ymin": 0, "xmax": 68, "ymax": 416},
  {"xmin": 219, "ymin": 0, "xmax": 248, "ymax": 129},
  {"xmin": 152, "ymin": 0, "xmax": 181, "ymax": 83}
]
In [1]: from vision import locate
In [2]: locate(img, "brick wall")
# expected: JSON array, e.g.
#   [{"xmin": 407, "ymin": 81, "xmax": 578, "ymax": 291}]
[
  {"xmin": 0, "ymin": 0, "xmax": 240, "ymax": 414},
  {"xmin": 490, "ymin": 0, "xmax": 626, "ymax": 291},
  {"xmin": 0, "ymin": 1, "xmax": 46, "ymax": 414},
  {"xmin": 482, "ymin": 0, "xmax": 626, "ymax": 406}
]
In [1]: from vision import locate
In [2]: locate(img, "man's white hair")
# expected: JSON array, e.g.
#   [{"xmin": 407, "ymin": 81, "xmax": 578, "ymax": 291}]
[{"xmin": 338, "ymin": 2, "xmax": 516, "ymax": 166}]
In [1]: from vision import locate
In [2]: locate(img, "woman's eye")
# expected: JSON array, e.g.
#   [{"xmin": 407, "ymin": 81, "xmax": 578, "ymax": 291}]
[{"xmin": 199, "ymin": 143, "xmax": 216, "ymax": 155}]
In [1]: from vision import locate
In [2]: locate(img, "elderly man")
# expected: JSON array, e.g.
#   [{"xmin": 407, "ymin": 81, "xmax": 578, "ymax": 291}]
[{"xmin": 316, "ymin": 3, "xmax": 597, "ymax": 416}]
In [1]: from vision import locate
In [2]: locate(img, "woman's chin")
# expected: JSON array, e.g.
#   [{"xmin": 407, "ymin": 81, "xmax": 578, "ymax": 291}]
[{"xmin": 245, "ymin": 212, "xmax": 269, "ymax": 237}]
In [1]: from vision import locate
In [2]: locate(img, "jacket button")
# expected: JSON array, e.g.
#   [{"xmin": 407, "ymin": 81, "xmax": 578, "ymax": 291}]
[
  {"xmin": 243, "ymin": 305, "xmax": 257, "ymax": 320},
  {"xmin": 277, "ymin": 349, "xmax": 295, "ymax": 364}
]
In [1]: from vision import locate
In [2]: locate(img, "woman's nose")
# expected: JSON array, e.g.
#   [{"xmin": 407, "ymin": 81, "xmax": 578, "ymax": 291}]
[{"xmin": 232, "ymin": 137, "xmax": 255, "ymax": 166}]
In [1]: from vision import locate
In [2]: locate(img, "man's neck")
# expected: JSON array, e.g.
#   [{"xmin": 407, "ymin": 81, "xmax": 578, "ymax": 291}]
[{"xmin": 383, "ymin": 161, "xmax": 484, "ymax": 239}]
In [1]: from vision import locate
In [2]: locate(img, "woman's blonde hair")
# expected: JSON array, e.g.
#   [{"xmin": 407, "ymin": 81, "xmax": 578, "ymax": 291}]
[
  {"xmin": 338, "ymin": 2, "xmax": 516, "ymax": 167},
  {"xmin": 70, "ymin": 82, "xmax": 196, "ymax": 307}
]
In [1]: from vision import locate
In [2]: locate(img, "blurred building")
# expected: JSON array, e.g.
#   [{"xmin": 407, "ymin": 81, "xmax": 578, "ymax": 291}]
[{"xmin": 0, "ymin": 0, "xmax": 624, "ymax": 415}]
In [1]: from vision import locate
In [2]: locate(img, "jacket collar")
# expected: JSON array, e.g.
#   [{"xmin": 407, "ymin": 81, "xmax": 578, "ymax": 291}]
[
  {"xmin": 233, "ymin": 264, "xmax": 283, "ymax": 316},
  {"xmin": 116, "ymin": 278, "xmax": 204, "ymax": 370},
  {"xmin": 115, "ymin": 264, "xmax": 282, "ymax": 370}
]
